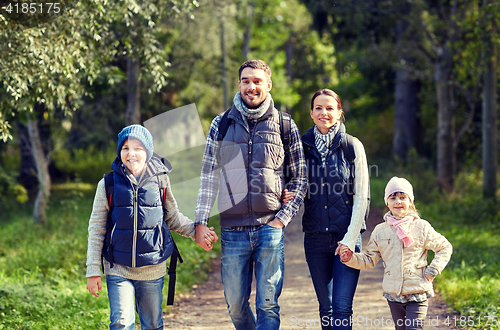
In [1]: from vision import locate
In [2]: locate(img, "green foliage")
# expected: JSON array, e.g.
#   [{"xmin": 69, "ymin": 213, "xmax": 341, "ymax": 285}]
[
  {"xmin": 0, "ymin": 183, "xmax": 218, "ymax": 328},
  {"xmin": 418, "ymin": 171, "xmax": 500, "ymax": 328},
  {"xmin": 51, "ymin": 146, "xmax": 117, "ymax": 183},
  {"xmin": 0, "ymin": 167, "xmax": 28, "ymax": 204},
  {"xmin": 0, "ymin": 0, "xmax": 106, "ymax": 141},
  {"xmin": 346, "ymin": 105, "xmax": 395, "ymax": 162}
]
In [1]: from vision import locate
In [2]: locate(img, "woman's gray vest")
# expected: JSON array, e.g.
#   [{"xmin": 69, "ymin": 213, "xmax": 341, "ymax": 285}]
[{"xmin": 217, "ymin": 103, "xmax": 285, "ymax": 227}]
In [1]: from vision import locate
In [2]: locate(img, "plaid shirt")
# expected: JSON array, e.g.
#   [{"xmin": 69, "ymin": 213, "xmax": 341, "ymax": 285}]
[{"xmin": 195, "ymin": 111, "xmax": 307, "ymax": 230}]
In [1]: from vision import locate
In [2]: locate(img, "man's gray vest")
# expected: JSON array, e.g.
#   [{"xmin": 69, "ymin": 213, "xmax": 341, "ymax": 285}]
[{"xmin": 218, "ymin": 103, "xmax": 284, "ymax": 227}]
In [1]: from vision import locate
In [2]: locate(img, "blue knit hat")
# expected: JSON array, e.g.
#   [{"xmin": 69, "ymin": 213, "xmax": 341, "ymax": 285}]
[{"xmin": 117, "ymin": 125, "xmax": 154, "ymax": 162}]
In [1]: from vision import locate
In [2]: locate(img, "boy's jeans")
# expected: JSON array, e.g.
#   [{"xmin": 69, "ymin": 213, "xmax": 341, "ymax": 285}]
[
  {"xmin": 221, "ymin": 224, "xmax": 285, "ymax": 330},
  {"xmin": 106, "ymin": 275, "xmax": 164, "ymax": 330}
]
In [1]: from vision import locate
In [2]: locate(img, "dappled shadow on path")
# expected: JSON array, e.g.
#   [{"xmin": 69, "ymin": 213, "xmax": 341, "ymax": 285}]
[{"xmin": 163, "ymin": 207, "xmax": 457, "ymax": 329}]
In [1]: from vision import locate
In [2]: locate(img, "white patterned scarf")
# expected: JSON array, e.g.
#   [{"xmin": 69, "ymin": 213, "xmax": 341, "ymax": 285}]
[{"xmin": 314, "ymin": 124, "xmax": 340, "ymax": 166}]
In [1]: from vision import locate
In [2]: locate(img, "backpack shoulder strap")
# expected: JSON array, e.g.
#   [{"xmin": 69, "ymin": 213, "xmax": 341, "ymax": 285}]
[
  {"xmin": 341, "ymin": 133, "xmax": 356, "ymax": 166},
  {"xmin": 155, "ymin": 171, "xmax": 184, "ymax": 306},
  {"xmin": 279, "ymin": 112, "xmax": 291, "ymax": 156},
  {"xmin": 102, "ymin": 171, "xmax": 115, "ymax": 270},
  {"xmin": 279, "ymin": 112, "xmax": 293, "ymax": 184},
  {"xmin": 341, "ymin": 134, "xmax": 370, "ymax": 231},
  {"xmin": 157, "ymin": 173, "xmax": 169, "ymax": 206},
  {"xmin": 166, "ymin": 240, "xmax": 183, "ymax": 305},
  {"xmin": 104, "ymin": 171, "xmax": 114, "ymax": 211},
  {"xmin": 217, "ymin": 109, "xmax": 232, "ymax": 141}
]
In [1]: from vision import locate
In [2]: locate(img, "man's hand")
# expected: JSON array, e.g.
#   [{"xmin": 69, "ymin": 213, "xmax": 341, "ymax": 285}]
[
  {"xmin": 267, "ymin": 218, "xmax": 285, "ymax": 229},
  {"xmin": 195, "ymin": 224, "xmax": 219, "ymax": 251},
  {"xmin": 87, "ymin": 276, "xmax": 102, "ymax": 297}
]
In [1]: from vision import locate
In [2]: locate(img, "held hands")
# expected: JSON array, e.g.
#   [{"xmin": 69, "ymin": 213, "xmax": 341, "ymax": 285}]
[
  {"xmin": 195, "ymin": 225, "xmax": 219, "ymax": 251},
  {"xmin": 335, "ymin": 243, "xmax": 353, "ymax": 262},
  {"xmin": 87, "ymin": 276, "xmax": 102, "ymax": 297}
]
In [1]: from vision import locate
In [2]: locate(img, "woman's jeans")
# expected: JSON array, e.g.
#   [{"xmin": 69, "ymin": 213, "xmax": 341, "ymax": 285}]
[
  {"xmin": 220, "ymin": 224, "xmax": 285, "ymax": 330},
  {"xmin": 106, "ymin": 275, "xmax": 164, "ymax": 330},
  {"xmin": 304, "ymin": 232, "xmax": 362, "ymax": 330}
]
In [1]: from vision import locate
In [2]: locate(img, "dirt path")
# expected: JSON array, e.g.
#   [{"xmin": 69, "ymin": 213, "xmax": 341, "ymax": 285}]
[{"xmin": 163, "ymin": 208, "xmax": 457, "ymax": 329}]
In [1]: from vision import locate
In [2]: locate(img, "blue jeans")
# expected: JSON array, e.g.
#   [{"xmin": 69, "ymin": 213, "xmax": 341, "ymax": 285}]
[
  {"xmin": 220, "ymin": 224, "xmax": 285, "ymax": 330},
  {"xmin": 304, "ymin": 232, "xmax": 362, "ymax": 330},
  {"xmin": 106, "ymin": 275, "xmax": 164, "ymax": 330}
]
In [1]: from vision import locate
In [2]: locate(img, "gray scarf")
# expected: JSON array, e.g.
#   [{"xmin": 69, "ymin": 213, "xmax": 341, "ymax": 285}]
[
  {"xmin": 314, "ymin": 124, "xmax": 340, "ymax": 166},
  {"xmin": 233, "ymin": 91, "xmax": 272, "ymax": 122}
]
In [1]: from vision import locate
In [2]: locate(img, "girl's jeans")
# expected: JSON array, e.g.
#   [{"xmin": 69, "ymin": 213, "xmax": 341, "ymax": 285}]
[
  {"xmin": 387, "ymin": 300, "xmax": 429, "ymax": 330},
  {"xmin": 304, "ymin": 232, "xmax": 362, "ymax": 330},
  {"xmin": 221, "ymin": 224, "xmax": 285, "ymax": 330},
  {"xmin": 106, "ymin": 275, "xmax": 164, "ymax": 330}
]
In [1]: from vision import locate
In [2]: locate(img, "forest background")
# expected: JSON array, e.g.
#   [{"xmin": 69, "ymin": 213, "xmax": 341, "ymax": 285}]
[{"xmin": 0, "ymin": 0, "xmax": 499, "ymax": 329}]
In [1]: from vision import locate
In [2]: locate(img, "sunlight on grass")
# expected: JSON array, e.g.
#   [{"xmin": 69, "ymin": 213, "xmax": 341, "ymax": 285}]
[{"xmin": 0, "ymin": 184, "xmax": 219, "ymax": 329}]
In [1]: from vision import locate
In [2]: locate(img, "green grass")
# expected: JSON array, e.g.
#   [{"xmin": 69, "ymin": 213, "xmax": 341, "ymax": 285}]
[
  {"xmin": 420, "ymin": 192, "xmax": 500, "ymax": 329},
  {"xmin": 2, "ymin": 165, "xmax": 499, "ymax": 329},
  {"xmin": 0, "ymin": 183, "xmax": 219, "ymax": 329}
]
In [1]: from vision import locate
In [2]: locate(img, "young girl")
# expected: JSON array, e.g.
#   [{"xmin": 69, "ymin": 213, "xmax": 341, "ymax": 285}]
[
  {"xmin": 340, "ymin": 176, "xmax": 452, "ymax": 330},
  {"xmin": 86, "ymin": 124, "xmax": 217, "ymax": 330}
]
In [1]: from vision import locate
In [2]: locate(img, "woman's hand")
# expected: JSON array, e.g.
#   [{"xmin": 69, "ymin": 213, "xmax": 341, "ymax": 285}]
[
  {"xmin": 424, "ymin": 274, "xmax": 434, "ymax": 282},
  {"xmin": 335, "ymin": 243, "xmax": 353, "ymax": 262},
  {"xmin": 87, "ymin": 276, "xmax": 102, "ymax": 297},
  {"xmin": 282, "ymin": 189, "xmax": 295, "ymax": 204}
]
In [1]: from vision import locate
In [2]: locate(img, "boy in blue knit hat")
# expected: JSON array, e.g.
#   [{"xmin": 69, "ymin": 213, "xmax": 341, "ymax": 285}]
[{"xmin": 86, "ymin": 124, "xmax": 218, "ymax": 330}]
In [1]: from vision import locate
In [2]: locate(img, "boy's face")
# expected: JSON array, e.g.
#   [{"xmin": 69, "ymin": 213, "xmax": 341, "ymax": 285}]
[
  {"xmin": 387, "ymin": 192, "xmax": 411, "ymax": 217},
  {"xmin": 238, "ymin": 67, "xmax": 272, "ymax": 109},
  {"xmin": 120, "ymin": 138, "xmax": 147, "ymax": 176}
]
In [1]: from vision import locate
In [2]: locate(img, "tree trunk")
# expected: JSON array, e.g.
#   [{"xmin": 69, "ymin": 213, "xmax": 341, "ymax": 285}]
[
  {"xmin": 243, "ymin": 0, "xmax": 256, "ymax": 61},
  {"xmin": 393, "ymin": 16, "xmax": 420, "ymax": 160},
  {"xmin": 434, "ymin": 46, "xmax": 456, "ymax": 193},
  {"xmin": 285, "ymin": 35, "xmax": 294, "ymax": 115},
  {"xmin": 393, "ymin": 67, "xmax": 420, "ymax": 160},
  {"xmin": 482, "ymin": 40, "xmax": 497, "ymax": 199},
  {"xmin": 220, "ymin": 17, "xmax": 229, "ymax": 110},
  {"xmin": 434, "ymin": 0, "xmax": 459, "ymax": 193},
  {"xmin": 126, "ymin": 56, "xmax": 141, "ymax": 125},
  {"xmin": 16, "ymin": 122, "xmax": 39, "ymax": 194},
  {"xmin": 27, "ymin": 106, "xmax": 51, "ymax": 224}
]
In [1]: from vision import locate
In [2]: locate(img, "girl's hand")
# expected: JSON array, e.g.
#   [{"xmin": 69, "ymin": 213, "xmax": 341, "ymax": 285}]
[
  {"xmin": 87, "ymin": 276, "xmax": 102, "ymax": 297},
  {"xmin": 425, "ymin": 274, "xmax": 434, "ymax": 282},
  {"xmin": 282, "ymin": 189, "xmax": 295, "ymax": 204},
  {"xmin": 335, "ymin": 243, "xmax": 353, "ymax": 262}
]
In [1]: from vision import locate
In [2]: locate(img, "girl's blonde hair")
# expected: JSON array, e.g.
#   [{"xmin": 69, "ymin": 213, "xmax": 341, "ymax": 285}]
[{"xmin": 386, "ymin": 192, "xmax": 420, "ymax": 216}]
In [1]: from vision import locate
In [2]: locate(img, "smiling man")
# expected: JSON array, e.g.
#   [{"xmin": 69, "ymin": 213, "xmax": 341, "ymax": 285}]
[{"xmin": 194, "ymin": 60, "xmax": 307, "ymax": 330}]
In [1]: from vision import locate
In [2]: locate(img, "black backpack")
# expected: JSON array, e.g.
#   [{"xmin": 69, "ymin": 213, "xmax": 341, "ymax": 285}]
[
  {"xmin": 217, "ymin": 109, "xmax": 292, "ymax": 184},
  {"xmin": 103, "ymin": 154, "xmax": 182, "ymax": 305},
  {"xmin": 340, "ymin": 134, "xmax": 370, "ymax": 233}
]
